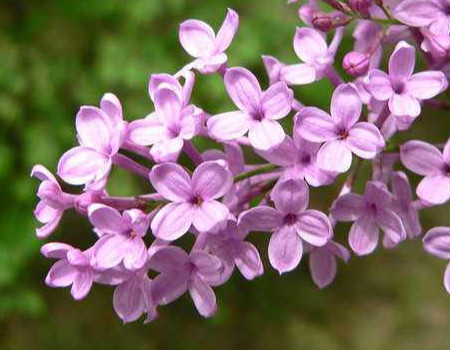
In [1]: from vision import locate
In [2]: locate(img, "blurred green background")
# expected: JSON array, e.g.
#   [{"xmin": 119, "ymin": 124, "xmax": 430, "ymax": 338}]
[{"xmin": 0, "ymin": 0, "xmax": 449, "ymax": 349}]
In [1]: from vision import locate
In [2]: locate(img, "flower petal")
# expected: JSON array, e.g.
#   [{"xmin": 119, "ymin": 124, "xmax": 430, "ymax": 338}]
[
  {"xmin": 127, "ymin": 114, "xmax": 165, "ymax": 146},
  {"xmin": 154, "ymin": 88, "xmax": 182, "ymax": 128},
  {"xmin": 400, "ymin": 140, "xmax": 444, "ymax": 176},
  {"xmin": 331, "ymin": 193, "xmax": 366, "ymax": 221},
  {"xmin": 238, "ymin": 206, "xmax": 282, "ymax": 232},
  {"xmin": 71, "ymin": 271, "xmax": 94, "ymax": 300},
  {"xmin": 270, "ymin": 178, "xmax": 309, "ymax": 215},
  {"xmin": 188, "ymin": 275, "xmax": 217, "ymax": 318},
  {"xmin": 215, "ymin": 8, "xmax": 239, "ymax": 52},
  {"xmin": 268, "ymin": 226, "xmax": 303, "ymax": 274},
  {"xmin": 348, "ymin": 216, "xmax": 379, "ymax": 256},
  {"xmin": 113, "ymin": 278, "xmax": 146, "ymax": 323},
  {"xmin": 295, "ymin": 107, "xmax": 337, "ymax": 143},
  {"xmin": 407, "ymin": 71, "xmax": 448, "ymax": 100},
  {"xmin": 317, "ymin": 140, "xmax": 353, "ymax": 173},
  {"xmin": 152, "ymin": 272, "xmax": 188, "ymax": 305},
  {"xmin": 151, "ymin": 202, "xmax": 194, "ymax": 241},
  {"xmin": 149, "ymin": 246, "xmax": 189, "ymax": 273},
  {"xmin": 179, "ymin": 19, "xmax": 216, "ymax": 58},
  {"xmin": 293, "ymin": 27, "xmax": 328, "ymax": 63},
  {"xmin": 100, "ymin": 93, "xmax": 123, "ymax": 126},
  {"xmin": 445, "ymin": 263, "xmax": 450, "ymax": 294},
  {"xmin": 309, "ymin": 248, "xmax": 337, "ymax": 289},
  {"xmin": 330, "ymin": 84, "xmax": 362, "ymax": 128},
  {"xmin": 261, "ymin": 82, "xmax": 293, "ymax": 120},
  {"xmin": 207, "ymin": 111, "xmax": 252, "ymax": 141},
  {"xmin": 393, "ymin": 0, "xmax": 440, "ymax": 27},
  {"xmin": 248, "ymin": 119, "xmax": 285, "ymax": 151},
  {"xmin": 280, "ymin": 64, "xmax": 316, "ymax": 85},
  {"xmin": 376, "ymin": 209, "xmax": 406, "ymax": 247},
  {"xmin": 224, "ymin": 67, "xmax": 262, "ymax": 114},
  {"xmin": 93, "ymin": 234, "xmax": 129, "ymax": 269},
  {"xmin": 149, "ymin": 163, "xmax": 192, "ymax": 201},
  {"xmin": 417, "ymin": 175, "xmax": 450, "ymax": 204},
  {"xmin": 192, "ymin": 200, "xmax": 229, "ymax": 232},
  {"xmin": 347, "ymin": 122, "xmax": 384, "ymax": 159},
  {"xmin": 389, "ymin": 41, "xmax": 416, "ymax": 81},
  {"xmin": 123, "ymin": 237, "xmax": 148, "ymax": 271},
  {"xmin": 297, "ymin": 209, "xmax": 332, "ymax": 246},
  {"xmin": 388, "ymin": 93, "xmax": 421, "ymax": 117},
  {"xmin": 423, "ymin": 227, "xmax": 450, "ymax": 259},
  {"xmin": 367, "ymin": 70, "xmax": 393, "ymax": 101},
  {"xmin": 192, "ymin": 161, "xmax": 233, "ymax": 200},
  {"xmin": 45, "ymin": 260, "xmax": 77, "ymax": 287},
  {"xmin": 88, "ymin": 204, "xmax": 129, "ymax": 235},
  {"xmin": 76, "ymin": 106, "xmax": 111, "ymax": 153},
  {"xmin": 234, "ymin": 242, "xmax": 263, "ymax": 280}
]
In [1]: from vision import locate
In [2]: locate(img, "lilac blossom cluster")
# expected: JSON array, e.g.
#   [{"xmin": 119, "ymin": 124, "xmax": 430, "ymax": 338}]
[{"xmin": 32, "ymin": 1, "xmax": 450, "ymax": 323}]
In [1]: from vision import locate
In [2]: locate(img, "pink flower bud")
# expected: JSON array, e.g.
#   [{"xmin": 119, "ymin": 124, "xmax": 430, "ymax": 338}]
[
  {"xmin": 343, "ymin": 51, "xmax": 371, "ymax": 76},
  {"xmin": 312, "ymin": 12, "xmax": 333, "ymax": 32}
]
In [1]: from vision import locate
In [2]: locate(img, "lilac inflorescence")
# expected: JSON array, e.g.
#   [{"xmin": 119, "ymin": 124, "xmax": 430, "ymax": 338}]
[{"xmin": 31, "ymin": 2, "xmax": 450, "ymax": 323}]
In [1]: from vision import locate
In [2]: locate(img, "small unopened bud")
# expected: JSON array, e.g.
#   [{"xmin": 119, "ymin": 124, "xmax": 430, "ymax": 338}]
[
  {"xmin": 312, "ymin": 12, "xmax": 333, "ymax": 32},
  {"xmin": 347, "ymin": 0, "xmax": 372, "ymax": 18},
  {"xmin": 74, "ymin": 191, "xmax": 102, "ymax": 215},
  {"xmin": 343, "ymin": 51, "xmax": 371, "ymax": 76}
]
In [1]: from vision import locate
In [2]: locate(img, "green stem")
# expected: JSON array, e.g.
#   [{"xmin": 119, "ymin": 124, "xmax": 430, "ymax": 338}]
[{"xmin": 234, "ymin": 164, "xmax": 278, "ymax": 182}]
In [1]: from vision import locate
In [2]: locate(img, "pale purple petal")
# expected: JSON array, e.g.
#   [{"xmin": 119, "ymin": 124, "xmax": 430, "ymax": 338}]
[
  {"xmin": 330, "ymin": 84, "xmax": 362, "ymax": 128},
  {"xmin": 392, "ymin": 171, "xmax": 413, "ymax": 204},
  {"xmin": 100, "ymin": 93, "xmax": 123, "ymax": 126},
  {"xmin": 234, "ymin": 242, "xmax": 263, "ymax": 280},
  {"xmin": 280, "ymin": 64, "xmax": 316, "ymax": 85},
  {"xmin": 215, "ymin": 8, "xmax": 239, "ymax": 52},
  {"xmin": 238, "ymin": 206, "xmax": 282, "ymax": 232},
  {"xmin": 57, "ymin": 147, "xmax": 109, "ymax": 186},
  {"xmin": 150, "ymin": 137, "xmax": 184, "ymax": 163},
  {"xmin": 179, "ymin": 19, "xmax": 216, "ymax": 58},
  {"xmin": 151, "ymin": 202, "xmax": 194, "ymax": 241},
  {"xmin": 94, "ymin": 234, "xmax": 129, "ymax": 269},
  {"xmin": 45, "ymin": 260, "xmax": 77, "ymax": 287},
  {"xmin": 113, "ymin": 278, "xmax": 146, "ymax": 323},
  {"xmin": 293, "ymin": 27, "xmax": 328, "ymax": 63},
  {"xmin": 76, "ymin": 106, "xmax": 111, "ymax": 153},
  {"xmin": 389, "ymin": 41, "xmax": 416, "ymax": 81},
  {"xmin": 149, "ymin": 246, "xmax": 189, "ymax": 273},
  {"xmin": 224, "ymin": 67, "xmax": 262, "ymax": 113},
  {"xmin": 261, "ymin": 82, "xmax": 293, "ymax": 120},
  {"xmin": 423, "ymin": 227, "xmax": 450, "ymax": 259},
  {"xmin": 400, "ymin": 140, "xmax": 445, "ymax": 176},
  {"xmin": 376, "ymin": 209, "xmax": 405, "ymax": 246},
  {"xmin": 388, "ymin": 93, "xmax": 421, "ymax": 117},
  {"xmin": 317, "ymin": 140, "xmax": 353, "ymax": 173},
  {"xmin": 444, "ymin": 263, "xmax": 450, "ymax": 294},
  {"xmin": 407, "ymin": 71, "xmax": 448, "ymax": 99},
  {"xmin": 296, "ymin": 210, "xmax": 332, "ymax": 246},
  {"xmin": 127, "ymin": 114, "xmax": 165, "ymax": 146},
  {"xmin": 248, "ymin": 119, "xmax": 285, "ymax": 151},
  {"xmin": 123, "ymin": 237, "xmax": 148, "ymax": 270},
  {"xmin": 36, "ymin": 214, "xmax": 63, "ymax": 239},
  {"xmin": 393, "ymin": 0, "xmax": 440, "ymax": 27},
  {"xmin": 41, "ymin": 242, "xmax": 73, "ymax": 259},
  {"xmin": 367, "ymin": 70, "xmax": 393, "ymax": 101},
  {"xmin": 256, "ymin": 136, "xmax": 297, "ymax": 167},
  {"xmin": 149, "ymin": 73, "xmax": 182, "ymax": 101},
  {"xmin": 270, "ymin": 178, "xmax": 309, "ymax": 215},
  {"xmin": 152, "ymin": 273, "xmax": 188, "ymax": 305},
  {"xmin": 88, "ymin": 204, "xmax": 129, "ymax": 235},
  {"xmin": 347, "ymin": 122, "xmax": 384, "ymax": 159},
  {"xmin": 348, "ymin": 216, "xmax": 379, "ymax": 256},
  {"xmin": 327, "ymin": 241, "xmax": 351, "ymax": 262},
  {"xmin": 154, "ymin": 88, "xmax": 182, "ymax": 127},
  {"xmin": 149, "ymin": 163, "xmax": 192, "ymax": 202},
  {"xmin": 192, "ymin": 200, "xmax": 229, "ymax": 232},
  {"xmin": 188, "ymin": 275, "xmax": 217, "ymax": 318},
  {"xmin": 295, "ymin": 107, "xmax": 337, "ymax": 143},
  {"xmin": 192, "ymin": 161, "xmax": 233, "ymax": 200},
  {"xmin": 268, "ymin": 226, "xmax": 303, "ymax": 274},
  {"xmin": 417, "ymin": 175, "xmax": 450, "ymax": 204},
  {"xmin": 71, "ymin": 271, "xmax": 94, "ymax": 300},
  {"xmin": 309, "ymin": 249, "xmax": 337, "ymax": 289},
  {"xmin": 31, "ymin": 164, "xmax": 58, "ymax": 184},
  {"xmin": 207, "ymin": 111, "xmax": 252, "ymax": 141}
]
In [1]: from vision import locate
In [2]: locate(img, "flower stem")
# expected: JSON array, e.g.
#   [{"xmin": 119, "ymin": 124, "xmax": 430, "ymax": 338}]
[
  {"xmin": 113, "ymin": 154, "xmax": 151, "ymax": 179},
  {"xmin": 183, "ymin": 141, "xmax": 203, "ymax": 166},
  {"xmin": 234, "ymin": 164, "xmax": 278, "ymax": 182}
]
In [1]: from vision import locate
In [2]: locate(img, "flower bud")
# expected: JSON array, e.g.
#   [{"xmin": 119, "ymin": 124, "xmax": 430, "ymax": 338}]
[
  {"xmin": 74, "ymin": 191, "xmax": 102, "ymax": 215},
  {"xmin": 343, "ymin": 51, "xmax": 371, "ymax": 76},
  {"xmin": 312, "ymin": 12, "xmax": 333, "ymax": 32}
]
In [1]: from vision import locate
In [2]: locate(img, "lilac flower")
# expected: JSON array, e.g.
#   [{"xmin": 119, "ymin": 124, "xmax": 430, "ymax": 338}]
[
  {"xmin": 400, "ymin": 139, "xmax": 450, "ymax": 204},
  {"xmin": 57, "ymin": 93, "xmax": 125, "ymax": 189},
  {"xmin": 307, "ymin": 240, "xmax": 350, "ymax": 289},
  {"xmin": 150, "ymin": 246, "xmax": 222, "ymax": 317},
  {"xmin": 149, "ymin": 161, "xmax": 233, "ymax": 240},
  {"xmin": 239, "ymin": 178, "xmax": 332, "ymax": 274},
  {"xmin": 256, "ymin": 131, "xmax": 336, "ymax": 187},
  {"xmin": 41, "ymin": 243, "xmax": 96, "ymax": 300},
  {"xmin": 88, "ymin": 204, "xmax": 149, "ymax": 270},
  {"xmin": 262, "ymin": 55, "xmax": 286, "ymax": 85},
  {"xmin": 296, "ymin": 83, "xmax": 385, "ymax": 173},
  {"xmin": 179, "ymin": 8, "xmax": 239, "ymax": 74},
  {"xmin": 280, "ymin": 27, "xmax": 343, "ymax": 85},
  {"xmin": 31, "ymin": 165, "xmax": 74, "ymax": 238},
  {"xmin": 197, "ymin": 219, "xmax": 263, "ymax": 283},
  {"xmin": 207, "ymin": 67, "xmax": 293, "ymax": 150},
  {"xmin": 393, "ymin": 0, "xmax": 450, "ymax": 32},
  {"xmin": 128, "ymin": 73, "xmax": 203, "ymax": 163},
  {"xmin": 331, "ymin": 181, "xmax": 406, "ymax": 256},
  {"xmin": 391, "ymin": 171, "xmax": 422, "ymax": 239},
  {"xmin": 367, "ymin": 41, "xmax": 448, "ymax": 118},
  {"xmin": 423, "ymin": 227, "xmax": 450, "ymax": 294},
  {"xmin": 113, "ymin": 265, "xmax": 157, "ymax": 324}
]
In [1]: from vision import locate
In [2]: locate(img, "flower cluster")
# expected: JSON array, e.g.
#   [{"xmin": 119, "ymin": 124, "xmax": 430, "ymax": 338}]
[{"xmin": 32, "ymin": 2, "xmax": 450, "ymax": 323}]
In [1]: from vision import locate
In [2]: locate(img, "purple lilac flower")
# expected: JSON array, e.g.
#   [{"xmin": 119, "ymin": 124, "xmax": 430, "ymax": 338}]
[
  {"xmin": 179, "ymin": 8, "xmax": 239, "ymax": 74},
  {"xmin": 367, "ymin": 41, "xmax": 448, "ymax": 118},
  {"xmin": 57, "ymin": 93, "xmax": 125, "ymax": 189},
  {"xmin": 149, "ymin": 161, "xmax": 233, "ymax": 240},
  {"xmin": 307, "ymin": 240, "xmax": 350, "ymax": 289},
  {"xmin": 256, "ymin": 131, "xmax": 337, "ymax": 187},
  {"xmin": 400, "ymin": 139, "xmax": 450, "ymax": 205},
  {"xmin": 88, "ymin": 204, "xmax": 149, "ymax": 270},
  {"xmin": 41, "ymin": 243, "xmax": 96, "ymax": 300},
  {"xmin": 331, "ymin": 181, "xmax": 406, "ymax": 256},
  {"xmin": 127, "ymin": 73, "xmax": 203, "ymax": 163},
  {"xmin": 150, "ymin": 246, "xmax": 222, "ymax": 317},
  {"xmin": 197, "ymin": 219, "xmax": 263, "ymax": 283},
  {"xmin": 280, "ymin": 27, "xmax": 343, "ymax": 85},
  {"xmin": 394, "ymin": 0, "xmax": 450, "ymax": 33},
  {"xmin": 239, "ymin": 178, "xmax": 332, "ymax": 274},
  {"xmin": 31, "ymin": 165, "xmax": 74, "ymax": 238},
  {"xmin": 423, "ymin": 227, "xmax": 450, "ymax": 294},
  {"xmin": 296, "ymin": 83, "xmax": 385, "ymax": 173},
  {"xmin": 207, "ymin": 67, "xmax": 293, "ymax": 150},
  {"xmin": 391, "ymin": 171, "xmax": 422, "ymax": 239},
  {"xmin": 262, "ymin": 55, "xmax": 286, "ymax": 85}
]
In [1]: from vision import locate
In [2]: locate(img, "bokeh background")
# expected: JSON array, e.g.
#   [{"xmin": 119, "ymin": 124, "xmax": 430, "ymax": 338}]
[{"xmin": 0, "ymin": 0, "xmax": 449, "ymax": 349}]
